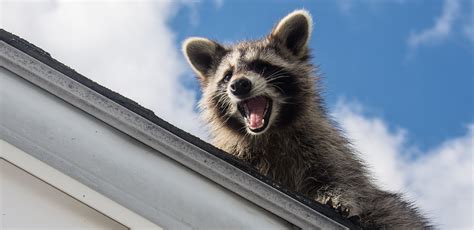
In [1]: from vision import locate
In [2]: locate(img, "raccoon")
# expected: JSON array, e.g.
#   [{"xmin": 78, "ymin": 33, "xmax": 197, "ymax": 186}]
[{"xmin": 182, "ymin": 10, "xmax": 431, "ymax": 229}]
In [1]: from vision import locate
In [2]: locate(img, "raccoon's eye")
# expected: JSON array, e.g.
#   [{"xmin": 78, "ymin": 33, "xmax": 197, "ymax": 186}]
[{"xmin": 223, "ymin": 70, "xmax": 233, "ymax": 83}]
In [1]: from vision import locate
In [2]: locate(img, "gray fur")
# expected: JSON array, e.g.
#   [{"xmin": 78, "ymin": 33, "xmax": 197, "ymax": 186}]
[{"xmin": 183, "ymin": 10, "xmax": 432, "ymax": 229}]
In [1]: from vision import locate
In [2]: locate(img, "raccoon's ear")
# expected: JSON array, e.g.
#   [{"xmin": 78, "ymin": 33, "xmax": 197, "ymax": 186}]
[
  {"xmin": 270, "ymin": 10, "xmax": 313, "ymax": 57},
  {"xmin": 182, "ymin": 37, "xmax": 226, "ymax": 82}
]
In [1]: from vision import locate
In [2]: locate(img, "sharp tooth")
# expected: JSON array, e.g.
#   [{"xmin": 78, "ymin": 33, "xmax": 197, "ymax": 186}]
[
  {"xmin": 264, "ymin": 101, "xmax": 269, "ymax": 115},
  {"xmin": 244, "ymin": 104, "xmax": 249, "ymax": 117}
]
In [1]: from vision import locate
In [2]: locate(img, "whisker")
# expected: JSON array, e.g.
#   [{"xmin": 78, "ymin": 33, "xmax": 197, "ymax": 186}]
[
  {"xmin": 265, "ymin": 68, "xmax": 286, "ymax": 79},
  {"xmin": 267, "ymin": 74, "xmax": 290, "ymax": 83},
  {"xmin": 269, "ymin": 83, "xmax": 286, "ymax": 94}
]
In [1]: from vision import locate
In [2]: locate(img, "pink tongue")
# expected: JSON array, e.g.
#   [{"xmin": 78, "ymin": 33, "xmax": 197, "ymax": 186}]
[{"xmin": 246, "ymin": 97, "xmax": 267, "ymax": 129}]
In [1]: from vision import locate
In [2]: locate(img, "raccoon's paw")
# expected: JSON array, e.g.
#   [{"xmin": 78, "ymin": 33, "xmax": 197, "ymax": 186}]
[
  {"xmin": 317, "ymin": 194, "xmax": 352, "ymax": 217},
  {"xmin": 327, "ymin": 198, "xmax": 351, "ymax": 217},
  {"xmin": 316, "ymin": 193, "xmax": 362, "ymax": 226},
  {"xmin": 328, "ymin": 199, "xmax": 362, "ymax": 226}
]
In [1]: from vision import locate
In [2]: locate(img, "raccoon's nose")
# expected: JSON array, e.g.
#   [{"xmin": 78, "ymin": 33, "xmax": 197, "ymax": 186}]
[{"xmin": 230, "ymin": 78, "xmax": 252, "ymax": 96}]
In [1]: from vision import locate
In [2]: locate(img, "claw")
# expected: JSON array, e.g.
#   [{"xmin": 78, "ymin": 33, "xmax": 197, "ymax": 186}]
[
  {"xmin": 332, "ymin": 203, "xmax": 351, "ymax": 217},
  {"xmin": 323, "ymin": 195, "xmax": 332, "ymax": 205},
  {"xmin": 326, "ymin": 198, "xmax": 333, "ymax": 206},
  {"xmin": 341, "ymin": 207, "xmax": 350, "ymax": 217}
]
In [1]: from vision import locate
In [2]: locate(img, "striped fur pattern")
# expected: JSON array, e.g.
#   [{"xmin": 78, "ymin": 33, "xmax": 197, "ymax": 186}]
[{"xmin": 183, "ymin": 10, "xmax": 431, "ymax": 229}]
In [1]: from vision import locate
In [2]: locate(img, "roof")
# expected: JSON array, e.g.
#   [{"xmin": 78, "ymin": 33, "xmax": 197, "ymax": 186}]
[{"xmin": 0, "ymin": 29, "xmax": 358, "ymax": 229}]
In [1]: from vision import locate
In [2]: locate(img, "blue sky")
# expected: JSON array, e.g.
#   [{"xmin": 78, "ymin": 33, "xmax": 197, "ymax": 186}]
[
  {"xmin": 172, "ymin": 0, "xmax": 474, "ymax": 151},
  {"xmin": 2, "ymin": 0, "xmax": 472, "ymax": 228}
]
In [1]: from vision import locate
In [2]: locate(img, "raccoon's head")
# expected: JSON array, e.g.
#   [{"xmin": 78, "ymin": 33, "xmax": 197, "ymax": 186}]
[{"xmin": 183, "ymin": 10, "xmax": 316, "ymax": 136}]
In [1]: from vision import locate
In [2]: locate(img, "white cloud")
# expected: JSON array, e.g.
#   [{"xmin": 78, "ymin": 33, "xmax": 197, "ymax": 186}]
[
  {"xmin": 407, "ymin": 0, "xmax": 460, "ymax": 48},
  {"xmin": 409, "ymin": 125, "xmax": 473, "ymax": 229},
  {"xmin": 334, "ymin": 100, "xmax": 473, "ymax": 229},
  {"xmin": 1, "ymin": 0, "xmax": 208, "ymax": 139},
  {"xmin": 335, "ymin": 0, "xmax": 473, "ymax": 47},
  {"xmin": 333, "ymin": 101, "xmax": 407, "ymax": 191}
]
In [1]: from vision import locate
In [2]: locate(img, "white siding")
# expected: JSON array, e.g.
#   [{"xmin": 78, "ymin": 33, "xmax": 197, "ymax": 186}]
[{"xmin": 1, "ymin": 159, "xmax": 128, "ymax": 229}]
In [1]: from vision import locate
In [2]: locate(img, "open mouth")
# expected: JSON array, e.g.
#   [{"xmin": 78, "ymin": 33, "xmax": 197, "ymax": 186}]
[{"xmin": 237, "ymin": 96, "xmax": 273, "ymax": 133}]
